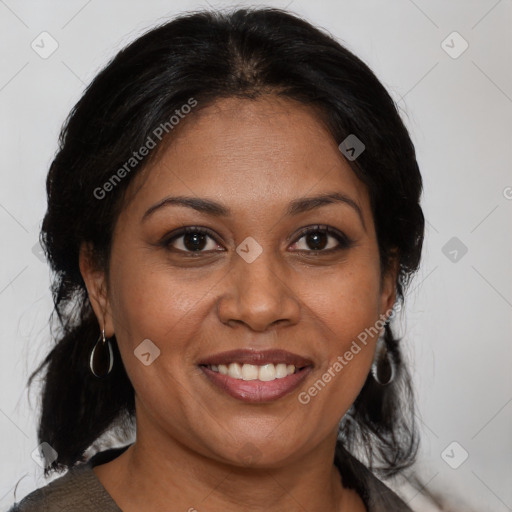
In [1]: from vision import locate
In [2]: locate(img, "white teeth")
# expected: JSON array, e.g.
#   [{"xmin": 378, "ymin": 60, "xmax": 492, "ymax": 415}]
[
  {"xmin": 228, "ymin": 362, "xmax": 243, "ymax": 379},
  {"xmin": 275, "ymin": 363, "xmax": 288, "ymax": 378},
  {"xmin": 206, "ymin": 362, "xmax": 299, "ymax": 381},
  {"xmin": 241, "ymin": 363, "xmax": 259, "ymax": 380},
  {"xmin": 258, "ymin": 364, "xmax": 276, "ymax": 381}
]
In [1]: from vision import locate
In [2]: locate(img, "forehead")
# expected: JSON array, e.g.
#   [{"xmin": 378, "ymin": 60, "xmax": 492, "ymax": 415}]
[{"xmin": 123, "ymin": 95, "xmax": 372, "ymax": 224}]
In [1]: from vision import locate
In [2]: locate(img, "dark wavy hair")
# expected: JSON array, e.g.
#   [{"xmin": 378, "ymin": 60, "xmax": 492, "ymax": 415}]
[{"xmin": 28, "ymin": 5, "xmax": 425, "ymax": 487}]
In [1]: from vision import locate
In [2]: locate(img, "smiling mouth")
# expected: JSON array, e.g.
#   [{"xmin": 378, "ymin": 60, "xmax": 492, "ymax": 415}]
[
  {"xmin": 200, "ymin": 362, "xmax": 303, "ymax": 381},
  {"xmin": 197, "ymin": 348, "xmax": 314, "ymax": 402},
  {"xmin": 198, "ymin": 362, "xmax": 313, "ymax": 403}
]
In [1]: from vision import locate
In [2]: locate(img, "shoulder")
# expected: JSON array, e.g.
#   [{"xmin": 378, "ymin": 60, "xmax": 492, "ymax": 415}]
[
  {"xmin": 362, "ymin": 469, "xmax": 413, "ymax": 511},
  {"xmin": 335, "ymin": 443, "xmax": 413, "ymax": 512},
  {"xmin": 7, "ymin": 445, "xmax": 130, "ymax": 511},
  {"xmin": 6, "ymin": 463, "xmax": 119, "ymax": 512}
]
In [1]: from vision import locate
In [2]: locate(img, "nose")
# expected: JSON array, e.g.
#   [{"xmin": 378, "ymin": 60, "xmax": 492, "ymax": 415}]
[{"xmin": 216, "ymin": 249, "xmax": 301, "ymax": 331}]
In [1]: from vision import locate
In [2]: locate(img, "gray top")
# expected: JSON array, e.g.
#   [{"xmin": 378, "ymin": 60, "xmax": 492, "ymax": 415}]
[{"xmin": 8, "ymin": 443, "xmax": 413, "ymax": 511}]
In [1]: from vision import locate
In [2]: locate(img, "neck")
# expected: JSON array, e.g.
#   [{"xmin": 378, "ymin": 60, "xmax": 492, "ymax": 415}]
[{"xmin": 93, "ymin": 412, "xmax": 365, "ymax": 511}]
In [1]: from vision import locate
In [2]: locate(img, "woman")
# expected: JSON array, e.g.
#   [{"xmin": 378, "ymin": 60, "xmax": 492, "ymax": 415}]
[{"xmin": 9, "ymin": 7, "xmax": 426, "ymax": 511}]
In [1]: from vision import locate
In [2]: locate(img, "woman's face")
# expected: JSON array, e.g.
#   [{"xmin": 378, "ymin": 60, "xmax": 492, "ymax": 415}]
[{"xmin": 82, "ymin": 95, "xmax": 397, "ymax": 467}]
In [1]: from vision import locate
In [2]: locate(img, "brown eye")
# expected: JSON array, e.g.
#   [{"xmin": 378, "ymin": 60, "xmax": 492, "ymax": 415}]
[
  {"xmin": 291, "ymin": 225, "xmax": 353, "ymax": 253},
  {"xmin": 163, "ymin": 227, "xmax": 222, "ymax": 253}
]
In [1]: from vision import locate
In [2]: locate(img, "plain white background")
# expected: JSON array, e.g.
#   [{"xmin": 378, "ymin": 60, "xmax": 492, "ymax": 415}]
[{"xmin": 0, "ymin": 1, "xmax": 511, "ymax": 511}]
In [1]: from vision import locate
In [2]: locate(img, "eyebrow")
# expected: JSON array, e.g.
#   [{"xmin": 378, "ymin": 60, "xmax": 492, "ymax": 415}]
[{"xmin": 142, "ymin": 192, "xmax": 366, "ymax": 230}]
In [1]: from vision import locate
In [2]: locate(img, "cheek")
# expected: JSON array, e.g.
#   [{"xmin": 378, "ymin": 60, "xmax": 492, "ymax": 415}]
[
  {"xmin": 297, "ymin": 259, "xmax": 382, "ymax": 411},
  {"xmin": 107, "ymin": 253, "xmax": 212, "ymax": 377},
  {"xmin": 304, "ymin": 258, "xmax": 382, "ymax": 343}
]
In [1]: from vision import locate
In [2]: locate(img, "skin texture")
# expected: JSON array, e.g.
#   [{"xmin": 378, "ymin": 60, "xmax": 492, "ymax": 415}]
[{"xmin": 80, "ymin": 95, "xmax": 398, "ymax": 511}]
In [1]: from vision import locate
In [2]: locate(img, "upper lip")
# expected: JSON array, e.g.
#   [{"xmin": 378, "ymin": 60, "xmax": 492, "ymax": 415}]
[{"xmin": 199, "ymin": 349, "xmax": 313, "ymax": 367}]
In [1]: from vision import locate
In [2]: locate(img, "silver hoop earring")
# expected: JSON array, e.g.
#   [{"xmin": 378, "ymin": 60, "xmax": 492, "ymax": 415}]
[
  {"xmin": 89, "ymin": 328, "xmax": 114, "ymax": 378},
  {"xmin": 371, "ymin": 331, "xmax": 395, "ymax": 385}
]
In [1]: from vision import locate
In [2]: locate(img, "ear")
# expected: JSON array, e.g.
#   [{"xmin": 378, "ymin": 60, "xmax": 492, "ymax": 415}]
[
  {"xmin": 379, "ymin": 249, "xmax": 399, "ymax": 321},
  {"xmin": 79, "ymin": 242, "xmax": 114, "ymax": 337}
]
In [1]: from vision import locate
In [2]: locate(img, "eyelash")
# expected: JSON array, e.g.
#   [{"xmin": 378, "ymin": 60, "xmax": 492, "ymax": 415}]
[{"xmin": 160, "ymin": 225, "xmax": 354, "ymax": 255}]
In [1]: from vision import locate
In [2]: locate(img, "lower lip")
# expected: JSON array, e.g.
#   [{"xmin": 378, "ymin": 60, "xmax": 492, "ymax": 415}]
[{"xmin": 199, "ymin": 365, "xmax": 312, "ymax": 403}]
